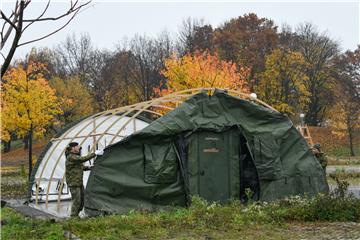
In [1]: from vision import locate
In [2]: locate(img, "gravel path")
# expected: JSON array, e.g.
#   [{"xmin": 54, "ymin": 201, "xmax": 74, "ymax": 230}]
[
  {"xmin": 327, "ymin": 166, "xmax": 360, "ymax": 174},
  {"xmin": 286, "ymin": 222, "xmax": 360, "ymax": 240}
]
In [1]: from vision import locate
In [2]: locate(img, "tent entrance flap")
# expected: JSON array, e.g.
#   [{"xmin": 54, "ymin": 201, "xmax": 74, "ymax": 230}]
[{"xmin": 187, "ymin": 129, "xmax": 241, "ymax": 203}]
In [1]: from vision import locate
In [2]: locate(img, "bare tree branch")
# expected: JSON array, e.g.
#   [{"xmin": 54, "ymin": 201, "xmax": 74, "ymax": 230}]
[
  {"xmin": 1, "ymin": 10, "xmax": 18, "ymax": 30},
  {"xmin": 1, "ymin": 51, "xmax": 6, "ymax": 60},
  {"xmin": 7, "ymin": 1, "xmax": 20, "ymax": 20},
  {"xmin": 18, "ymin": 7, "xmax": 80, "ymax": 47},
  {"xmin": 21, "ymin": 0, "xmax": 50, "ymax": 33},
  {"xmin": 1, "ymin": 0, "xmax": 91, "ymax": 78},
  {"xmin": 1, "ymin": 0, "xmax": 24, "ymax": 78},
  {"xmin": 21, "ymin": 0, "xmax": 90, "ymax": 22},
  {"xmin": 1, "ymin": 2, "xmax": 23, "ymax": 49}
]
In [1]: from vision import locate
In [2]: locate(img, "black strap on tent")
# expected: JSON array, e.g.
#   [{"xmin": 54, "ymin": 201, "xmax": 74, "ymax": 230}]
[{"xmin": 174, "ymin": 135, "xmax": 191, "ymax": 206}]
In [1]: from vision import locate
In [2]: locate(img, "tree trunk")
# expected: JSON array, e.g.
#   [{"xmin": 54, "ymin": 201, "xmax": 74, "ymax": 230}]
[
  {"xmin": 23, "ymin": 135, "xmax": 29, "ymax": 150},
  {"xmin": 3, "ymin": 140, "xmax": 11, "ymax": 153},
  {"xmin": 28, "ymin": 124, "xmax": 33, "ymax": 180},
  {"xmin": 348, "ymin": 128, "xmax": 355, "ymax": 157}
]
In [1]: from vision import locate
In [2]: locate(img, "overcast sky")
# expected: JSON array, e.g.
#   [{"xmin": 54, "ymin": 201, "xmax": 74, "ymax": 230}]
[{"xmin": 1, "ymin": 0, "xmax": 359, "ymax": 61}]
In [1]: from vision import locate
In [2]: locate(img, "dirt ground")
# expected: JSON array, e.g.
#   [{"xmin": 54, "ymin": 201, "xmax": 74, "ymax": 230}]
[
  {"xmin": 285, "ymin": 222, "xmax": 360, "ymax": 240},
  {"xmin": 1, "ymin": 141, "xmax": 46, "ymax": 168}
]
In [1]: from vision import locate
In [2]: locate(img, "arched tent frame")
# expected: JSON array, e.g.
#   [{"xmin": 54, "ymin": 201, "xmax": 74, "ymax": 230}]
[{"xmin": 30, "ymin": 88, "xmax": 277, "ymax": 212}]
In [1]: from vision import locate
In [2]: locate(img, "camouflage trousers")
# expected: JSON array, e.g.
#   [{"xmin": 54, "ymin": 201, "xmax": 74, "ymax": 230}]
[{"xmin": 69, "ymin": 186, "xmax": 84, "ymax": 217}]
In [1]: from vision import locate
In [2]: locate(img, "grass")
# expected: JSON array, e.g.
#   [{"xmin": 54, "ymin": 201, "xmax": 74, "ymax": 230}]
[
  {"xmin": 0, "ymin": 139, "xmax": 24, "ymax": 152},
  {"xmin": 309, "ymin": 127, "xmax": 360, "ymax": 158},
  {"xmin": 326, "ymin": 145, "xmax": 360, "ymax": 158},
  {"xmin": 1, "ymin": 167, "xmax": 29, "ymax": 200},
  {"xmin": 0, "ymin": 207, "xmax": 291, "ymax": 239},
  {"xmin": 327, "ymin": 177, "xmax": 360, "ymax": 185},
  {"xmin": 327, "ymin": 169, "xmax": 360, "ymax": 186},
  {"xmin": 0, "ymin": 208, "xmax": 64, "ymax": 240},
  {"xmin": 327, "ymin": 157, "xmax": 360, "ymax": 166},
  {"xmin": 1, "ymin": 194, "xmax": 360, "ymax": 240},
  {"xmin": 1, "ymin": 168, "xmax": 359, "ymax": 239},
  {"xmin": 1, "ymin": 178, "xmax": 28, "ymax": 200}
]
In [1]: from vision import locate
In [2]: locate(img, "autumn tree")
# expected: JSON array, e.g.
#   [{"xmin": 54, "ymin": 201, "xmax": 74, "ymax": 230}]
[
  {"xmin": 329, "ymin": 46, "xmax": 360, "ymax": 156},
  {"xmin": 1, "ymin": 100, "xmax": 16, "ymax": 152},
  {"xmin": 1, "ymin": 61, "xmax": 61, "ymax": 177},
  {"xmin": 53, "ymin": 34, "xmax": 111, "ymax": 110},
  {"xmin": 295, "ymin": 23, "xmax": 339, "ymax": 125},
  {"xmin": 255, "ymin": 48, "xmax": 309, "ymax": 115},
  {"xmin": 19, "ymin": 47, "xmax": 58, "ymax": 79},
  {"xmin": 157, "ymin": 51, "xmax": 250, "ymax": 96},
  {"xmin": 94, "ymin": 50, "xmax": 140, "ymax": 110},
  {"xmin": 50, "ymin": 76, "xmax": 94, "ymax": 124},
  {"xmin": 127, "ymin": 33, "xmax": 174, "ymax": 101},
  {"xmin": 278, "ymin": 24, "xmax": 299, "ymax": 51},
  {"xmin": 213, "ymin": 13, "xmax": 279, "ymax": 88},
  {"xmin": 177, "ymin": 18, "xmax": 214, "ymax": 55},
  {"xmin": 1, "ymin": 0, "xmax": 90, "ymax": 77},
  {"xmin": 54, "ymin": 33, "xmax": 99, "ymax": 86}
]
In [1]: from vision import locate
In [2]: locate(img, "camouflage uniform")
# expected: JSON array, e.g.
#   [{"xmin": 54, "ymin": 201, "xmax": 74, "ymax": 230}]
[
  {"xmin": 315, "ymin": 152, "xmax": 328, "ymax": 171},
  {"xmin": 65, "ymin": 152, "xmax": 96, "ymax": 217}
]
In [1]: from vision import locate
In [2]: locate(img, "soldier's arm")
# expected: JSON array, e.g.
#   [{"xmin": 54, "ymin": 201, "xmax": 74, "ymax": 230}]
[{"xmin": 68, "ymin": 153, "xmax": 96, "ymax": 163}]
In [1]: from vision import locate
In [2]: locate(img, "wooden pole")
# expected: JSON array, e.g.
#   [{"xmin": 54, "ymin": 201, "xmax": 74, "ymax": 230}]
[{"xmin": 28, "ymin": 123, "xmax": 33, "ymax": 180}]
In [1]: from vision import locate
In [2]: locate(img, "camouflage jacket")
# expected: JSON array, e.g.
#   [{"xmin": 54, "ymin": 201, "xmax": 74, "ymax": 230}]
[
  {"xmin": 65, "ymin": 152, "xmax": 96, "ymax": 187},
  {"xmin": 315, "ymin": 152, "xmax": 328, "ymax": 170}
]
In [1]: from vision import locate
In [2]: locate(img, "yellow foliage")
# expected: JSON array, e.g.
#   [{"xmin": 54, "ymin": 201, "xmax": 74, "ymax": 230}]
[
  {"xmin": 50, "ymin": 76, "xmax": 94, "ymax": 123},
  {"xmin": 329, "ymin": 97, "xmax": 360, "ymax": 138},
  {"xmin": 1, "ymin": 61, "xmax": 62, "ymax": 141},
  {"xmin": 255, "ymin": 49, "xmax": 310, "ymax": 115},
  {"xmin": 156, "ymin": 51, "xmax": 250, "ymax": 96}
]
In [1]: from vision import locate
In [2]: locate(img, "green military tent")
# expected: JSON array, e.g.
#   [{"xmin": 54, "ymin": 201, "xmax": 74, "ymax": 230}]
[{"xmin": 84, "ymin": 89, "xmax": 328, "ymax": 215}]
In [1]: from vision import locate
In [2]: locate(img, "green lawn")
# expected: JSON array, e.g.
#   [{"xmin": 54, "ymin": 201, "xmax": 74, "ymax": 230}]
[
  {"xmin": 1, "ymin": 194, "xmax": 360, "ymax": 240},
  {"xmin": 326, "ymin": 144, "xmax": 360, "ymax": 158}
]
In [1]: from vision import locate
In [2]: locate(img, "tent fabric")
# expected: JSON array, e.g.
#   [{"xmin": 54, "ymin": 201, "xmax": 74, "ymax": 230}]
[{"xmin": 85, "ymin": 90, "xmax": 328, "ymax": 214}]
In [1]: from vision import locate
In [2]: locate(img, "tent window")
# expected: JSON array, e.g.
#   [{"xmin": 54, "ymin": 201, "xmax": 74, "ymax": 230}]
[{"xmin": 143, "ymin": 142, "xmax": 178, "ymax": 184}]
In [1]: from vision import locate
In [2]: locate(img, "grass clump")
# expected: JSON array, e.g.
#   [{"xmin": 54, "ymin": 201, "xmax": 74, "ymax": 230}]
[
  {"xmin": 265, "ymin": 194, "xmax": 360, "ymax": 222},
  {"xmin": 1, "ymin": 177, "xmax": 28, "ymax": 199},
  {"xmin": 0, "ymin": 208, "xmax": 64, "ymax": 240}
]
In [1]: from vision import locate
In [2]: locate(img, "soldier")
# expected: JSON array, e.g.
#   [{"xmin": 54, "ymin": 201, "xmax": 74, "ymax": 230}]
[
  {"xmin": 65, "ymin": 142, "xmax": 103, "ymax": 217},
  {"xmin": 312, "ymin": 143, "xmax": 327, "ymax": 172}
]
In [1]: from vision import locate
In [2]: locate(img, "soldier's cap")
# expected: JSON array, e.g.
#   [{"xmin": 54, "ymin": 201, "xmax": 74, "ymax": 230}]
[
  {"xmin": 68, "ymin": 142, "xmax": 79, "ymax": 148},
  {"xmin": 313, "ymin": 143, "xmax": 321, "ymax": 150}
]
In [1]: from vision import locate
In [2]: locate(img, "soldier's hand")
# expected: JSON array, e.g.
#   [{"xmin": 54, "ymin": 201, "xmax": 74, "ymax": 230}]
[
  {"xmin": 95, "ymin": 149, "xmax": 104, "ymax": 156},
  {"xmin": 83, "ymin": 166, "xmax": 92, "ymax": 171}
]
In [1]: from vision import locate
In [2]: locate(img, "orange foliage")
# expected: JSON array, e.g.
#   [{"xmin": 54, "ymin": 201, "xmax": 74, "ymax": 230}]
[{"xmin": 155, "ymin": 51, "xmax": 250, "ymax": 96}]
